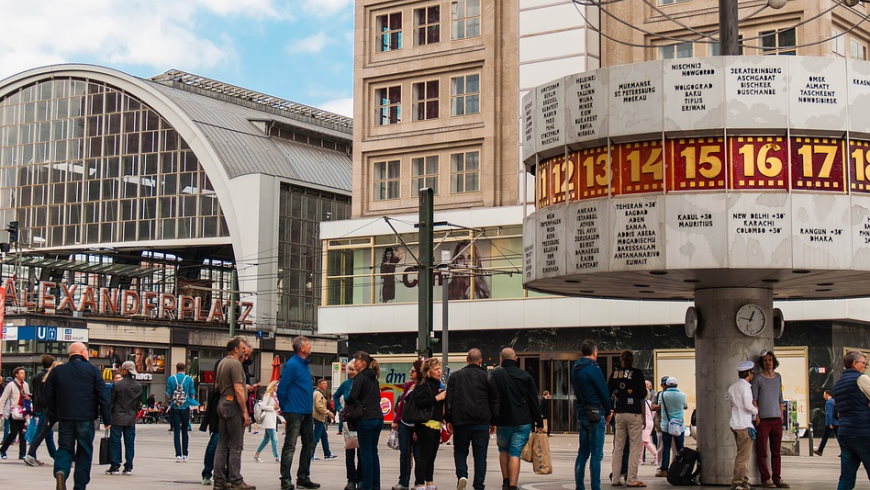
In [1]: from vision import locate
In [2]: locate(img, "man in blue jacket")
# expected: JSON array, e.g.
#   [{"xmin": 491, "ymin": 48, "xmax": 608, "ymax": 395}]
[
  {"xmin": 572, "ymin": 339, "xmax": 612, "ymax": 490},
  {"xmin": 45, "ymin": 342, "xmax": 112, "ymax": 490},
  {"xmin": 278, "ymin": 335, "xmax": 319, "ymax": 489},
  {"xmin": 815, "ymin": 389, "xmax": 839, "ymax": 456},
  {"xmin": 166, "ymin": 361, "xmax": 196, "ymax": 462}
]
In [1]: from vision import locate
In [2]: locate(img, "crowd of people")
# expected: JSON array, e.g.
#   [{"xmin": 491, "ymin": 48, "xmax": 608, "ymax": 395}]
[{"xmin": 1, "ymin": 338, "xmax": 869, "ymax": 490}]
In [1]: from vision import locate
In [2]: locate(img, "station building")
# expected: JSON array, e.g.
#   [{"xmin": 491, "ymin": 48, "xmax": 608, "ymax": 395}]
[
  {"xmin": 320, "ymin": 0, "xmax": 870, "ymax": 433},
  {"xmin": 0, "ymin": 65, "xmax": 352, "ymax": 401}
]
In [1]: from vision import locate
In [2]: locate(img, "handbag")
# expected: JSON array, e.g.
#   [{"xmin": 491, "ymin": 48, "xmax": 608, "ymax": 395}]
[
  {"xmin": 661, "ymin": 393, "xmax": 684, "ymax": 437},
  {"xmin": 387, "ymin": 428, "xmax": 400, "ymax": 450},
  {"xmin": 341, "ymin": 401, "xmax": 364, "ymax": 425},
  {"xmin": 98, "ymin": 429, "xmax": 111, "ymax": 465},
  {"xmin": 344, "ymin": 430, "xmax": 360, "ymax": 450},
  {"xmin": 400, "ymin": 388, "xmax": 434, "ymax": 424}
]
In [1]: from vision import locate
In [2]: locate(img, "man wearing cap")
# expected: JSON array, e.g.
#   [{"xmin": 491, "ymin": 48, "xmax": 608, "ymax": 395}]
[
  {"xmin": 656, "ymin": 376, "xmax": 686, "ymax": 478},
  {"xmin": 107, "ymin": 361, "xmax": 142, "ymax": 475},
  {"xmin": 727, "ymin": 361, "xmax": 758, "ymax": 490},
  {"xmin": 752, "ymin": 350, "xmax": 789, "ymax": 488}
]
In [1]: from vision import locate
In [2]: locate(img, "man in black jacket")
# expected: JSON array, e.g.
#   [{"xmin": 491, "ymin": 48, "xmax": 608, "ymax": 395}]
[
  {"xmin": 45, "ymin": 342, "xmax": 112, "ymax": 490},
  {"xmin": 106, "ymin": 361, "xmax": 142, "ymax": 475},
  {"xmin": 25, "ymin": 354, "xmax": 57, "ymax": 466},
  {"xmin": 607, "ymin": 350, "xmax": 647, "ymax": 487},
  {"xmin": 446, "ymin": 348, "xmax": 498, "ymax": 490},
  {"xmin": 490, "ymin": 347, "xmax": 543, "ymax": 490}
]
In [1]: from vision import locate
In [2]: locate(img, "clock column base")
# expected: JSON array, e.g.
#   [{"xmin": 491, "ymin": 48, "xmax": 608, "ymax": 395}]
[{"xmin": 694, "ymin": 287, "xmax": 774, "ymax": 486}]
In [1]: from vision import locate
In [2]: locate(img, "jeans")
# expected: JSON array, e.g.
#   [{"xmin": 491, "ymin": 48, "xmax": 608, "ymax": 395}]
[
  {"xmin": 256, "ymin": 428, "xmax": 279, "ymax": 458},
  {"xmin": 27, "ymin": 411, "xmax": 57, "ymax": 459},
  {"xmin": 755, "ymin": 417, "xmax": 783, "ymax": 483},
  {"xmin": 54, "ymin": 420, "xmax": 96, "ymax": 490},
  {"xmin": 313, "ymin": 420, "xmax": 333, "ymax": 457},
  {"xmin": 280, "ymin": 412, "xmax": 314, "ymax": 486},
  {"xmin": 0, "ymin": 417, "xmax": 26, "ymax": 458},
  {"xmin": 397, "ymin": 422, "xmax": 414, "ymax": 487},
  {"xmin": 576, "ymin": 418, "xmax": 605, "ymax": 490},
  {"xmin": 660, "ymin": 432, "xmax": 685, "ymax": 471},
  {"xmin": 357, "ymin": 418, "xmax": 382, "ymax": 490},
  {"xmin": 214, "ymin": 399, "xmax": 245, "ymax": 485},
  {"xmin": 838, "ymin": 434, "xmax": 870, "ymax": 490},
  {"xmin": 109, "ymin": 425, "xmax": 136, "ymax": 470},
  {"xmin": 496, "ymin": 424, "xmax": 532, "ymax": 458},
  {"xmin": 169, "ymin": 408, "xmax": 191, "ymax": 457},
  {"xmin": 202, "ymin": 432, "xmax": 220, "ymax": 479},
  {"xmin": 453, "ymin": 424, "xmax": 489, "ymax": 490}
]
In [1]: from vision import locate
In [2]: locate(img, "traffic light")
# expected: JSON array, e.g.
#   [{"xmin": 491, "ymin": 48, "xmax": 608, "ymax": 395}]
[{"xmin": 6, "ymin": 221, "xmax": 18, "ymax": 243}]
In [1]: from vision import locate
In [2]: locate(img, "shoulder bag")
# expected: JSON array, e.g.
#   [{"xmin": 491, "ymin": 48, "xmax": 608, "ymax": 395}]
[
  {"xmin": 401, "ymin": 384, "xmax": 434, "ymax": 424},
  {"xmin": 574, "ymin": 364, "xmax": 602, "ymax": 424},
  {"xmin": 661, "ymin": 392, "xmax": 684, "ymax": 436}
]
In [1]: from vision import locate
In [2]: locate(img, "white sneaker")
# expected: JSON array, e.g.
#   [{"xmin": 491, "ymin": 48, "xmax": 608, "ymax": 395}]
[
  {"xmin": 274, "ymin": 457, "xmax": 280, "ymax": 463},
  {"xmin": 176, "ymin": 456, "xmax": 183, "ymax": 462},
  {"xmin": 457, "ymin": 477, "xmax": 467, "ymax": 490},
  {"xmin": 254, "ymin": 456, "xmax": 263, "ymax": 463},
  {"xmin": 182, "ymin": 455, "xmax": 189, "ymax": 462}
]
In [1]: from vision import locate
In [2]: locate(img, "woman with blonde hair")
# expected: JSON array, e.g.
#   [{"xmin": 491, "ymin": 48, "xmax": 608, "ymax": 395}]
[
  {"xmin": 408, "ymin": 358, "xmax": 446, "ymax": 490},
  {"xmin": 254, "ymin": 380, "xmax": 280, "ymax": 462}
]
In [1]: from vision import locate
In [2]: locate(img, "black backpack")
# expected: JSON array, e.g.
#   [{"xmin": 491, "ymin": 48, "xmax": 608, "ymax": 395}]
[{"xmin": 667, "ymin": 447, "xmax": 700, "ymax": 486}]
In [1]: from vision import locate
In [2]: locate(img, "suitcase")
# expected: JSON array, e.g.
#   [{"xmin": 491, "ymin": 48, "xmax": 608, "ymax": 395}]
[{"xmin": 98, "ymin": 429, "xmax": 111, "ymax": 465}]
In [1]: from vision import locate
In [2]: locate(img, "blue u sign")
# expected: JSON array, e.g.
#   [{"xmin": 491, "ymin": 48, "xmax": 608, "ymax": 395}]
[{"xmin": 37, "ymin": 326, "xmax": 58, "ymax": 341}]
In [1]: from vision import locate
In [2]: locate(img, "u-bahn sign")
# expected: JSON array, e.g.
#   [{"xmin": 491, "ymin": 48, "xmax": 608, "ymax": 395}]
[{"xmin": 522, "ymin": 56, "xmax": 870, "ymax": 300}]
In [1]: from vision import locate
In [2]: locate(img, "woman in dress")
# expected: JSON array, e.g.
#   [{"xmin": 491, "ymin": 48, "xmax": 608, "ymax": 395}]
[{"xmin": 253, "ymin": 380, "xmax": 280, "ymax": 462}]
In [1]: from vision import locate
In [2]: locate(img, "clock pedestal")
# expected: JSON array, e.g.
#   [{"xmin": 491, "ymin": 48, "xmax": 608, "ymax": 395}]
[{"xmin": 694, "ymin": 287, "xmax": 773, "ymax": 485}]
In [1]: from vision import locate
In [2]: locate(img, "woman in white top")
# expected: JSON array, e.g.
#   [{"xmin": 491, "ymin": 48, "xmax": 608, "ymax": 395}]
[
  {"xmin": 0, "ymin": 366, "xmax": 31, "ymax": 459},
  {"xmin": 254, "ymin": 380, "xmax": 280, "ymax": 462}
]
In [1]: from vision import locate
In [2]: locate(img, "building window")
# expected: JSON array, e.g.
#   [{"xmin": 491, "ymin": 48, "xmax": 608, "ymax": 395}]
[
  {"xmin": 375, "ymin": 86, "xmax": 401, "ymax": 126},
  {"xmin": 659, "ymin": 42, "xmax": 693, "ymax": 59},
  {"xmin": 413, "ymin": 81, "xmax": 439, "ymax": 121},
  {"xmin": 659, "ymin": 0, "xmax": 689, "ymax": 4},
  {"xmin": 451, "ymin": 0, "xmax": 480, "ymax": 40},
  {"xmin": 374, "ymin": 160, "xmax": 400, "ymax": 200},
  {"xmin": 832, "ymin": 30, "xmax": 846, "ymax": 57},
  {"xmin": 376, "ymin": 12, "xmax": 403, "ymax": 52},
  {"xmin": 414, "ymin": 6, "xmax": 440, "ymax": 46},
  {"xmin": 760, "ymin": 28, "xmax": 796, "ymax": 55},
  {"xmin": 412, "ymin": 156, "xmax": 439, "ymax": 194},
  {"xmin": 851, "ymin": 39, "xmax": 868, "ymax": 60},
  {"xmin": 710, "ymin": 35, "xmax": 743, "ymax": 56},
  {"xmin": 450, "ymin": 74, "xmax": 480, "ymax": 116},
  {"xmin": 450, "ymin": 151, "xmax": 479, "ymax": 193}
]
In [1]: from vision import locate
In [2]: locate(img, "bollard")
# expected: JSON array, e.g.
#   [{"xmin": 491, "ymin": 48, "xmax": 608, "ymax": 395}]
[{"xmin": 807, "ymin": 424, "xmax": 814, "ymax": 457}]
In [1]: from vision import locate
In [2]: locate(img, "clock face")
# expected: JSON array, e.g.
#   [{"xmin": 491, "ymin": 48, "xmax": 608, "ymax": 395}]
[
  {"xmin": 736, "ymin": 303, "xmax": 766, "ymax": 336},
  {"xmin": 685, "ymin": 306, "xmax": 698, "ymax": 338}
]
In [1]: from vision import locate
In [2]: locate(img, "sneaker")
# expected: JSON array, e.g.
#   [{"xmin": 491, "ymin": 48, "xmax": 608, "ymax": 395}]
[
  {"xmin": 122, "ymin": 468, "xmax": 133, "ymax": 475},
  {"xmin": 105, "ymin": 467, "xmax": 121, "ymax": 475},
  {"xmin": 254, "ymin": 456, "xmax": 263, "ymax": 463},
  {"xmin": 311, "ymin": 456, "xmax": 320, "ymax": 461},
  {"xmin": 426, "ymin": 485, "xmax": 438, "ymax": 490},
  {"xmin": 55, "ymin": 471, "xmax": 67, "ymax": 490},
  {"xmin": 814, "ymin": 450, "xmax": 823, "ymax": 456},
  {"xmin": 761, "ymin": 482, "xmax": 776, "ymax": 488},
  {"xmin": 275, "ymin": 457, "xmax": 280, "ymax": 462},
  {"xmin": 202, "ymin": 478, "xmax": 212, "ymax": 486},
  {"xmin": 345, "ymin": 483, "xmax": 359, "ymax": 490},
  {"xmin": 183, "ymin": 455, "xmax": 190, "ymax": 462},
  {"xmin": 0, "ymin": 452, "xmax": 6, "ymax": 460},
  {"xmin": 324, "ymin": 455, "xmax": 338, "ymax": 460},
  {"xmin": 176, "ymin": 456, "xmax": 184, "ymax": 462},
  {"xmin": 457, "ymin": 477, "xmax": 467, "ymax": 490},
  {"xmin": 774, "ymin": 482, "xmax": 791, "ymax": 488},
  {"xmin": 23, "ymin": 454, "xmax": 39, "ymax": 467},
  {"xmin": 391, "ymin": 486, "xmax": 408, "ymax": 490},
  {"xmin": 296, "ymin": 479, "xmax": 321, "ymax": 489}
]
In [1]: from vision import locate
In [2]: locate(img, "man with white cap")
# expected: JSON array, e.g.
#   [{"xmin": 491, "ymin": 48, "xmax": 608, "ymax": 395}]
[
  {"xmin": 656, "ymin": 376, "xmax": 687, "ymax": 478},
  {"xmin": 727, "ymin": 361, "xmax": 758, "ymax": 490},
  {"xmin": 106, "ymin": 361, "xmax": 142, "ymax": 475}
]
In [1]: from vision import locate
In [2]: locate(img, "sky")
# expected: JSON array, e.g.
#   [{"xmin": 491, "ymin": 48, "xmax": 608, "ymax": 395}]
[{"xmin": 0, "ymin": 0, "xmax": 355, "ymax": 117}]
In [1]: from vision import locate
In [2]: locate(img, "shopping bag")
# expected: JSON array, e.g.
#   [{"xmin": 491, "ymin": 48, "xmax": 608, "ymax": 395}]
[
  {"xmin": 520, "ymin": 436, "xmax": 533, "ymax": 463},
  {"xmin": 344, "ymin": 430, "xmax": 359, "ymax": 450},
  {"xmin": 24, "ymin": 418, "xmax": 38, "ymax": 444},
  {"xmin": 387, "ymin": 428, "xmax": 400, "ymax": 450},
  {"xmin": 530, "ymin": 430, "xmax": 552, "ymax": 475},
  {"xmin": 98, "ymin": 429, "xmax": 111, "ymax": 465}
]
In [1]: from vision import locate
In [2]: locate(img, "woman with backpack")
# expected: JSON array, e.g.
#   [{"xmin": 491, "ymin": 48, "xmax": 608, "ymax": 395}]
[
  {"xmin": 0, "ymin": 366, "xmax": 31, "ymax": 460},
  {"xmin": 407, "ymin": 358, "xmax": 446, "ymax": 490},
  {"xmin": 253, "ymin": 380, "xmax": 280, "ymax": 462},
  {"xmin": 345, "ymin": 351, "xmax": 384, "ymax": 490}
]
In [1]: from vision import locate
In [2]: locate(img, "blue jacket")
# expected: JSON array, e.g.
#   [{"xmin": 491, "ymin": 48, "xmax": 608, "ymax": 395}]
[
  {"xmin": 333, "ymin": 378, "xmax": 353, "ymax": 411},
  {"xmin": 825, "ymin": 397, "xmax": 839, "ymax": 427},
  {"xmin": 833, "ymin": 370, "xmax": 870, "ymax": 436},
  {"xmin": 44, "ymin": 355, "xmax": 111, "ymax": 424},
  {"xmin": 277, "ymin": 354, "xmax": 313, "ymax": 414},
  {"xmin": 166, "ymin": 372, "xmax": 196, "ymax": 410},
  {"xmin": 572, "ymin": 357, "xmax": 611, "ymax": 414}
]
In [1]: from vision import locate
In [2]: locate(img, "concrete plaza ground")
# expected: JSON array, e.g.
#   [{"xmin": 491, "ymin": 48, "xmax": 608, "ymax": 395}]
[{"xmin": 1, "ymin": 424, "xmax": 865, "ymax": 489}]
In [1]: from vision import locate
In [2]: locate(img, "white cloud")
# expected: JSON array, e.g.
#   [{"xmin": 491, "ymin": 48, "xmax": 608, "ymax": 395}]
[
  {"xmin": 318, "ymin": 97, "xmax": 353, "ymax": 117},
  {"xmin": 286, "ymin": 32, "xmax": 329, "ymax": 55},
  {"xmin": 300, "ymin": 0, "xmax": 353, "ymax": 16},
  {"xmin": 0, "ymin": 0, "xmax": 285, "ymax": 80}
]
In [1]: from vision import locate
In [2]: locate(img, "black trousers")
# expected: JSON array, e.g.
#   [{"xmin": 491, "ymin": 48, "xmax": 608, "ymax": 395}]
[
  {"xmin": 413, "ymin": 425, "xmax": 441, "ymax": 485},
  {"xmin": 818, "ymin": 425, "xmax": 839, "ymax": 453},
  {"xmin": 0, "ymin": 418, "xmax": 26, "ymax": 458}
]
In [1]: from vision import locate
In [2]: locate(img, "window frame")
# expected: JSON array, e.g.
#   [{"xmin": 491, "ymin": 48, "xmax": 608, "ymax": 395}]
[
  {"xmin": 851, "ymin": 39, "xmax": 868, "ymax": 60},
  {"xmin": 373, "ymin": 159, "xmax": 401, "ymax": 201},
  {"xmin": 760, "ymin": 27, "xmax": 796, "ymax": 56},
  {"xmin": 450, "ymin": 73, "xmax": 480, "ymax": 117},
  {"xmin": 374, "ymin": 85, "xmax": 402, "ymax": 126},
  {"xmin": 376, "ymin": 11, "xmax": 403, "ymax": 52},
  {"xmin": 414, "ymin": 5, "xmax": 441, "ymax": 46},
  {"xmin": 659, "ymin": 42, "xmax": 693, "ymax": 59},
  {"xmin": 451, "ymin": 0, "xmax": 481, "ymax": 40},
  {"xmin": 411, "ymin": 155, "xmax": 439, "ymax": 195},
  {"xmin": 450, "ymin": 150, "xmax": 480, "ymax": 194},
  {"xmin": 412, "ymin": 80, "xmax": 440, "ymax": 121}
]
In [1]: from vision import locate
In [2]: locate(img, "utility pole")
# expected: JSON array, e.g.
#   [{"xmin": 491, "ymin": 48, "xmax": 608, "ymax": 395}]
[
  {"xmin": 418, "ymin": 188, "xmax": 434, "ymax": 358},
  {"xmin": 228, "ymin": 267, "xmax": 238, "ymax": 337},
  {"xmin": 440, "ymin": 249, "xmax": 451, "ymax": 378},
  {"xmin": 719, "ymin": 0, "xmax": 739, "ymax": 55}
]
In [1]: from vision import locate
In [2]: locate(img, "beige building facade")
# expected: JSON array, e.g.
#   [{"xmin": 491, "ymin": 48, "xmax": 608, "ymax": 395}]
[{"xmin": 601, "ymin": 0, "xmax": 870, "ymax": 65}]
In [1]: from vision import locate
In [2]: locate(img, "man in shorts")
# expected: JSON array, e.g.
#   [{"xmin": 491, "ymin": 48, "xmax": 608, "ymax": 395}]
[{"xmin": 489, "ymin": 347, "xmax": 543, "ymax": 490}]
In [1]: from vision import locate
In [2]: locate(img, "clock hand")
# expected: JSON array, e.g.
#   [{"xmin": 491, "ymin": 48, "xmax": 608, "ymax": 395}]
[{"xmin": 749, "ymin": 311, "xmax": 755, "ymax": 321}]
